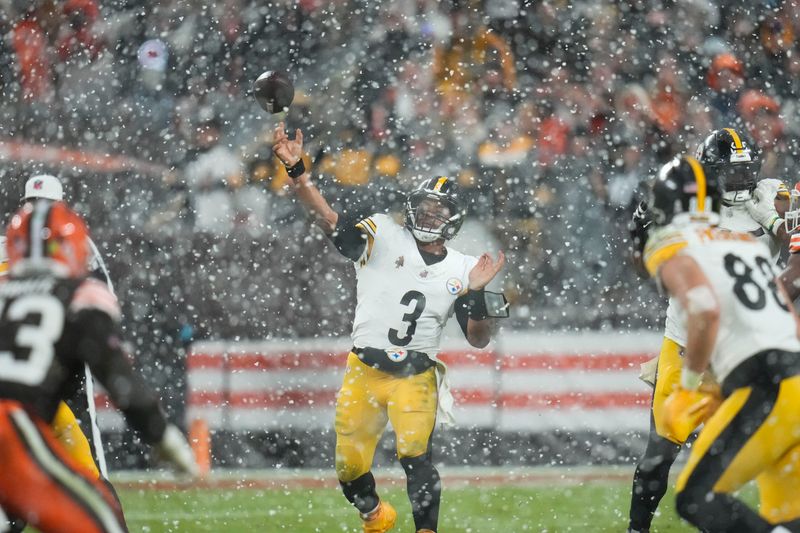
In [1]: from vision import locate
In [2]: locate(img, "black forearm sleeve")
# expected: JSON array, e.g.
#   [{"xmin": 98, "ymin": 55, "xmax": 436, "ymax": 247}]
[
  {"xmin": 74, "ymin": 310, "xmax": 167, "ymax": 444},
  {"xmin": 331, "ymin": 215, "xmax": 367, "ymax": 261},
  {"xmin": 454, "ymin": 295, "xmax": 470, "ymax": 338}
]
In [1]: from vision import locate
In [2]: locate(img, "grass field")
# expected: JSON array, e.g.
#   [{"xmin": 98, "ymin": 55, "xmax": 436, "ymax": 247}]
[{"xmin": 110, "ymin": 467, "xmax": 746, "ymax": 532}]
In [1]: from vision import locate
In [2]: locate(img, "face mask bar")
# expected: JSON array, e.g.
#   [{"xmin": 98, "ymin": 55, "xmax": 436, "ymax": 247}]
[
  {"xmin": 406, "ymin": 193, "xmax": 461, "ymax": 242},
  {"xmin": 715, "ymin": 163, "xmax": 759, "ymax": 196},
  {"xmin": 786, "ymin": 188, "xmax": 800, "ymax": 233}
]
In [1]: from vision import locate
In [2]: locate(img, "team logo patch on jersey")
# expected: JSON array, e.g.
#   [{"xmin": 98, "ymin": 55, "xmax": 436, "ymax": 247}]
[
  {"xmin": 446, "ymin": 277, "xmax": 463, "ymax": 295},
  {"xmin": 387, "ymin": 349, "xmax": 407, "ymax": 362}
]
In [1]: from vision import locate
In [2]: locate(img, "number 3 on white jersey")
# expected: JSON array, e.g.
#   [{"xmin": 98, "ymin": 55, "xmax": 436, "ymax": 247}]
[{"xmin": 0, "ymin": 295, "xmax": 64, "ymax": 386}]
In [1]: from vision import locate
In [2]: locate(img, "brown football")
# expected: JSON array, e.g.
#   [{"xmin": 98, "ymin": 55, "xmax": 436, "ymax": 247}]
[{"xmin": 253, "ymin": 71, "xmax": 294, "ymax": 114}]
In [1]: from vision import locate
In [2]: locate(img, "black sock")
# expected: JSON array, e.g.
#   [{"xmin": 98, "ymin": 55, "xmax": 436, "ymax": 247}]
[
  {"xmin": 400, "ymin": 454, "xmax": 441, "ymax": 532},
  {"xmin": 629, "ymin": 413, "xmax": 682, "ymax": 531},
  {"xmin": 340, "ymin": 472, "xmax": 380, "ymax": 515}
]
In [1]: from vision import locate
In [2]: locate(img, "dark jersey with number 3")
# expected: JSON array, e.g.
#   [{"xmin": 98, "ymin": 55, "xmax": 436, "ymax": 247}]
[{"xmin": 0, "ymin": 272, "xmax": 167, "ymax": 444}]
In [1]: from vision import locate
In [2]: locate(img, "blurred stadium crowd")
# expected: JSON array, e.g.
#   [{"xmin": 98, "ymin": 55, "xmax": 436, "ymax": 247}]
[{"xmin": 1, "ymin": 0, "xmax": 800, "ymax": 351}]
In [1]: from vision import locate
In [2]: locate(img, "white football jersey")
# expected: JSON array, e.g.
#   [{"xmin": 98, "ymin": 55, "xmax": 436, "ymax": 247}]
[
  {"xmin": 662, "ymin": 203, "xmax": 780, "ymax": 346},
  {"xmin": 646, "ymin": 224, "xmax": 800, "ymax": 383},
  {"xmin": 350, "ymin": 213, "xmax": 478, "ymax": 358}
]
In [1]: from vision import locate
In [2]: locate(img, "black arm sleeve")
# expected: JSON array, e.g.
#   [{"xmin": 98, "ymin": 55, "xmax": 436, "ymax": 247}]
[
  {"xmin": 73, "ymin": 310, "xmax": 167, "ymax": 445},
  {"xmin": 454, "ymin": 295, "xmax": 470, "ymax": 338},
  {"xmin": 331, "ymin": 215, "xmax": 368, "ymax": 261}
]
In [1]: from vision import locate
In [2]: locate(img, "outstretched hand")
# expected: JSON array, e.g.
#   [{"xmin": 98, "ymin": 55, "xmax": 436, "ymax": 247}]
[
  {"xmin": 468, "ymin": 251, "xmax": 505, "ymax": 290},
  {"xmin": 272, "ymin": 121, "xmax": 304, "ymax": 167}
]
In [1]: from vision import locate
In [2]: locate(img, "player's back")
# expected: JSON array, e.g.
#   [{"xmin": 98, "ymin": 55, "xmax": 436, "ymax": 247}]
[
  {"xmin": 649, "ymin": 224, "xmax": 800, "ymax": 383},
  {"xmin": 0, "ymin": 271, "xmax": 102, "ymax": 423}
]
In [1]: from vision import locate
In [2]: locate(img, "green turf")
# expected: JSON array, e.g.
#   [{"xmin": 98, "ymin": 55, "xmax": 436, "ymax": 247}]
[{"xmin": 118, "ymin": 482, "xmax": 704, "ymax": 532}]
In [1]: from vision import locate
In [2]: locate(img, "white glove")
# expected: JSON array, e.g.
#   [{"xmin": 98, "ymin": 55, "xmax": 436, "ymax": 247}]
[
  {"xmin": 746, "ymin": 179, "xmax": 783, "ymax": 235},
  {"xmin": 155, "ymin": 424, "xmax": 199, "ymax": 477}
]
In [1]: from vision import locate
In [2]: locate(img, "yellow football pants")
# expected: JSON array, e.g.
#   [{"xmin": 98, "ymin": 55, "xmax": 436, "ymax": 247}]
[
  {"xmin": 652, "ymin": 337, "xmax": 683, "ymax": 442},
  {"xmin": 677, "ymin": 376, "xmax": 800, "ymax": 524},
  {"xmin": 335, "ymin": 353, "xmax": 438, "ymax": 483},
  {"xmin": 51, "ymin": 402, "xmax": 100, "ymax": 479}
]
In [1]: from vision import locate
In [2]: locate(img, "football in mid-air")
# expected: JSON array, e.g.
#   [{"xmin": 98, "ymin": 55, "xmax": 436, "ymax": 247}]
[{"xmin": 253, "ymin": 71, "xmax": 294, "ymax": 114}]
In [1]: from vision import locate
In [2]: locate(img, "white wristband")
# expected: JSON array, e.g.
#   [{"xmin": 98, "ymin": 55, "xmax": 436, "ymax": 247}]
[
  {"xmin": 681, "ymin": 368, "xmax": 702, "ymax": 391},
  {"xmin": 770, "ymin": 217, "xmax": 785, "ymax": 236}
]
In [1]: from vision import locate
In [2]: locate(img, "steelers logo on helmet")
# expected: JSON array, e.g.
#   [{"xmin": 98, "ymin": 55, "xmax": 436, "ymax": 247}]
[
  {"xmin": 695, "ymin": 128, "xmax": 760, "ymax": 204},
  {"xmin": 649, "ymin": 156, "xmax": 723, "ymax": 228},
  {"xmin": 405, "ymin": 176, "xmax": 465, "ymax": 242}
]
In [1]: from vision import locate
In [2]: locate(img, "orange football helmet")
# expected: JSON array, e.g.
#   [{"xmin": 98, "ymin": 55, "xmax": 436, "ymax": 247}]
[{"xmin": 6, "ymin": 200, "xmax": 89, "ymax": 277}]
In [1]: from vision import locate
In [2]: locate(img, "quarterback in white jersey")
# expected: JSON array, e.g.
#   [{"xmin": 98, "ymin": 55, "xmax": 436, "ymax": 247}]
[
  {"xmin": 351, "ymin": 212, "xmax": 479, "ymax": 358},
  {"xmin": 643, "ymin": 155, "xmax": 800, "ymax": 532},
  {"xmin": 273, "ymin": 122, "xmax": 505, "ymax": 533}
]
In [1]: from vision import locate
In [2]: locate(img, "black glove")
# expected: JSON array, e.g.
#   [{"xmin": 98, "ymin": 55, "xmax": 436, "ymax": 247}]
[{"xmin": 628, "ymin": 201, "xmax": 652, "ymax": 275}]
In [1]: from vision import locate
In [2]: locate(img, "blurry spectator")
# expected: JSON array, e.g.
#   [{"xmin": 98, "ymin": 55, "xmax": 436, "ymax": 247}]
[
  {"xmin": 738, "ymin": 90, "xmax": 798, "ymax": 180},
  {"xmin": 433, "ymin": 8, "xmax": 516, "ymax": 98},
  {"xmin": 707, "ymin": 52, "xmax": 746, "ymax": 126},
  {"xmin": 605, "ymin": 141, "xmax": 646, "ymax": 219},
  {"xmin": 11, "ymin": 1, "xmax": 58, "ymax": 102},
  {"xmin": 535, "ymin": 100, "xmax": 571, "ymax": 168},
  {"xmin": 650, "ymin": 54, "xmax": 688, "ymax": 137},
  {"xmin": 56, "ymin": 0, "xmax": 104, "ymax": 62},
  {"xmin": 182, "ymin": 114, "xmax": 243, "ymax": 234}
]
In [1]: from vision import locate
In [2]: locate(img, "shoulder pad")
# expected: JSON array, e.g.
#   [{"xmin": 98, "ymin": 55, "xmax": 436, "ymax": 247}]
[
  {"xmin": 70, "ymin": 278, "xmax": 121, "ymax": 321},
  {"xmin": 644, "ymin": 226, "xmax": 689, "ymax": 277}
]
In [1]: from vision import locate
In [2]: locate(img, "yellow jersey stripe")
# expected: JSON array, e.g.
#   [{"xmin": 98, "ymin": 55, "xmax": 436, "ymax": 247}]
[
  {"xmin": 364, "ymin": 218, "xmax": 377, "ymax": 233},
  {"xmin": 723, "ymin": 128, "xmax": 744, "ymax": 150},
  {"xmin": 686, "ymin": 156, "xmax": 707, "ymax": 213},
  {"xmin": 355, "ymin": 219, "xmax": 376, "ymax": 238},
  {"xmin": 645, "ymin": 240, "xmax": 688, "ymax": 277},
  {"xmin": 434, "ymin": 176, "xmax": 448, "ymax": 192}
]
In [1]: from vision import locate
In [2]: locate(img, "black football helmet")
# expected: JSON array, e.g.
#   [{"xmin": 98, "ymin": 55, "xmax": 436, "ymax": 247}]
[
  {"xmin": 649, "ymin": 156, "xmax": 723, "ymax": 227},
  {"xmin": 405, "ymin": 176, "xmax": 465, "ymax": 242},
  {"xmin": 695, "ymin": 128, "xmax": 759, "ymax": 202}
]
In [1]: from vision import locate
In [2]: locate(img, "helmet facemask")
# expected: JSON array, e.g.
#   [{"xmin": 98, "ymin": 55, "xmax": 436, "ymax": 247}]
[
  {"xmin": 786, "ymin": 187, "xmax": 800, "ymax": 233},
  {"xmin": 714, "ymin": 161, "xmax": 760, "ymax": 205},
  {"xmin": 405, "ymin": 192, "xmax": 463, "ymax": 243}
]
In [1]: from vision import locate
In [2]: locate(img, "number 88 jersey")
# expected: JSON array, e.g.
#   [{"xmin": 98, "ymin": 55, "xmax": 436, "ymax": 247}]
[
  {"xmin": 645, "ymin": 224, "xmax": 800, "ymax": 383},
  {"xmin": 350, "ymin": 214, "xmax": 478, "ymax": 358}
]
